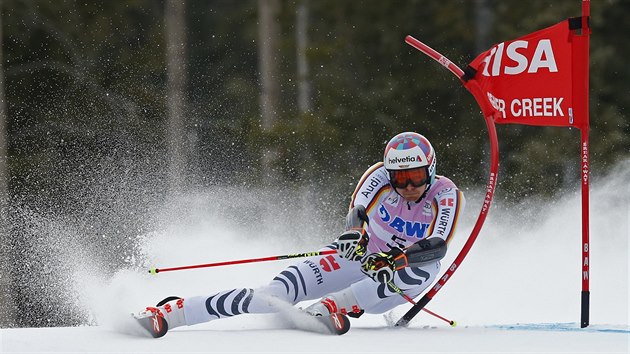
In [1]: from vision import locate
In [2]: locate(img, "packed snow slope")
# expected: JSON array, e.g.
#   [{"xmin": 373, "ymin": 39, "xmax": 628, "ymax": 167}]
[{"xmin": 2, "ymin": 161, "xmax": 629, "ymax": 353}]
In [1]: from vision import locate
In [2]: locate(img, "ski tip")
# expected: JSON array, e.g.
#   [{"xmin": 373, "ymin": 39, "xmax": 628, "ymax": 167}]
[
  {"xmin": 133, "ymin": 311, "xmax": 169, "ymax": 338},
  {"xmin": 329, "ymin": 313, "xmax": 351, "ymax": 335},
  {"xmin": 148, "ymin": 268, "xmax": 158, "ymax": 275},
  {"xmin": 450, "ymin": 320, "xmax": 457, "ymax": 327},
  {"xmin": 150, "ymin": 316, "xmax": 169, "ymax": 338}
]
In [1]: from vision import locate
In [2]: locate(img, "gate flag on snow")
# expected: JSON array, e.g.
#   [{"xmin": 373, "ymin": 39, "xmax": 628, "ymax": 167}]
[{"xmin": 462, "ymin": 8, "xmax": 591, "ymax": 328}]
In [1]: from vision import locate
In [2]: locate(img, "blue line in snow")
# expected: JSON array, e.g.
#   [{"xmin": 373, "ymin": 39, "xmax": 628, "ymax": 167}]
[{"xmin": 486, "ymin": 322, "xmax": 630, "ymax": 334}]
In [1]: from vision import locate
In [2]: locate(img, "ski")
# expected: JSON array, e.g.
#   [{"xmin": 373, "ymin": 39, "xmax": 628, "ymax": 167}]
[
  {"xmin": 321, "ymin": 312, "xmax": 351, "ymax": 335},
  {"xmin": 132, "ymin": 306, "xmax": 349, "ymax": 338},
  {"xmin": 290, "ymin": 312, "xmax": 351, "ymax": 335},
  {"xmin": 132, "ymin": 309, "xmax": 169, "ymax": 338}
]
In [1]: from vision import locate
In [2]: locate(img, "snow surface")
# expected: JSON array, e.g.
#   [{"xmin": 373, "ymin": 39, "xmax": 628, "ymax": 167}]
[{"xmin": 2, "ymin": 161, "xmax": 629, "ymax": 353}]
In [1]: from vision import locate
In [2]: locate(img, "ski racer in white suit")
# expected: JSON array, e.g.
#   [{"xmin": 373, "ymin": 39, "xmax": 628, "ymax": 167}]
[{"xmin": 142, "ymin": 132, "xmax": 465, "ymax": 330}]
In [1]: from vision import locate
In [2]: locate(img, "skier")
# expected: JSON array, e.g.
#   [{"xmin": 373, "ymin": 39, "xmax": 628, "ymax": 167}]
[{"xmin": 137, "ymin": 132, "xmax": 465, "ymax": 335}]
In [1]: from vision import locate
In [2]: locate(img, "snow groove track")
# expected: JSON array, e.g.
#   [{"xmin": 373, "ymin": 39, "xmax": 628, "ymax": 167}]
[{"xmin": 487, "ymin": 322, "xmax": 630, "ymax": 334}]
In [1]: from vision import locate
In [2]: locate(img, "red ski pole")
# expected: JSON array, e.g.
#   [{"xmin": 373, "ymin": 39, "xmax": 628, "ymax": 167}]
[
  {"xmin": 387, "ymin": 281, "xmax": 456, "ymax": 327},
  {"xmin": 148, "ymin": 249, "xmax": 337, "ymax": 274}
]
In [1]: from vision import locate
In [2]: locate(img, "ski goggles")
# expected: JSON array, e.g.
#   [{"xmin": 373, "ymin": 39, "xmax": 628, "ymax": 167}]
[{"xmin": 389, "ymin": 167, "xmax": 429, "ymax": 189}]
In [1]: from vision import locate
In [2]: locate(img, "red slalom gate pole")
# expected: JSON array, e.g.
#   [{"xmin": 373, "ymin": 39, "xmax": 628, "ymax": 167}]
[
  {"xmin": 396, "ymin": 35, "xmax": 499, "ymax": 327},
  {"xmin": 579, "ymin": 0, "xmax": 591, "ymax": 329},
  {"xmin": 148, "ymin": 250, "xmax": 337, "ymax": 274}
]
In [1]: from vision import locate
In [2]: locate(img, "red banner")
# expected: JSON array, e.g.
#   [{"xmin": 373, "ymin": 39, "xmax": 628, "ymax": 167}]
[{"xmin": 464, "ymin": 18, "xmax": 589, "ymax": 129}]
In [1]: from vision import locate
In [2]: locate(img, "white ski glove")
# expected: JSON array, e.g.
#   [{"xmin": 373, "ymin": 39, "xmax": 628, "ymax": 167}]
[{"xmin": 336, "ymin": 229, "xmax": 369, "ymax": 262}]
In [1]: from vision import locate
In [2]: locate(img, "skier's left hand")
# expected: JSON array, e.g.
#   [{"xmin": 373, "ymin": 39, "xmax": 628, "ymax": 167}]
[{"xmin": 361, "ymin": 247, "xmax": 407, "ymax": 283}]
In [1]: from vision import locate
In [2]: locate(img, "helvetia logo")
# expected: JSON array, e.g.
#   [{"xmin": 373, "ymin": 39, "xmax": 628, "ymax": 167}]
[{"xmin": 388, "ymin": 156, "xmax": 416, "ymax": 165}]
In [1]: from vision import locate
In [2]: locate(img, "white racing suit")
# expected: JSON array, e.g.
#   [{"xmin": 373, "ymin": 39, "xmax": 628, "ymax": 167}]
[{"xmin": 180, "ymin": 162, "xmax": 465, "ymax": 326}]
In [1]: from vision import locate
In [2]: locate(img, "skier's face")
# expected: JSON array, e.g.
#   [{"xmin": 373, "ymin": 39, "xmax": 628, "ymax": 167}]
[
  {"xmin": 389, "ymin": 167, "xmax": 429, "ymax": 201},
  {"xmin": 389, "ymin": 167, "xmax": 429, "ymax": 189},
  {"xmin": 396, "ymin": 183, "xmax": 427, "ymax": 202}
]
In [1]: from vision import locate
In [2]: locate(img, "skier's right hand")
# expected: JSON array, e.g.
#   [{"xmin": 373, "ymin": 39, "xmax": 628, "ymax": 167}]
[
  {"xmin": 360, "ymin": 252, "xmax": 396, "ymax": 283},
  {"xmin": 336, "ymin": 229, "xmax": 369, "ymax": 261}
]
